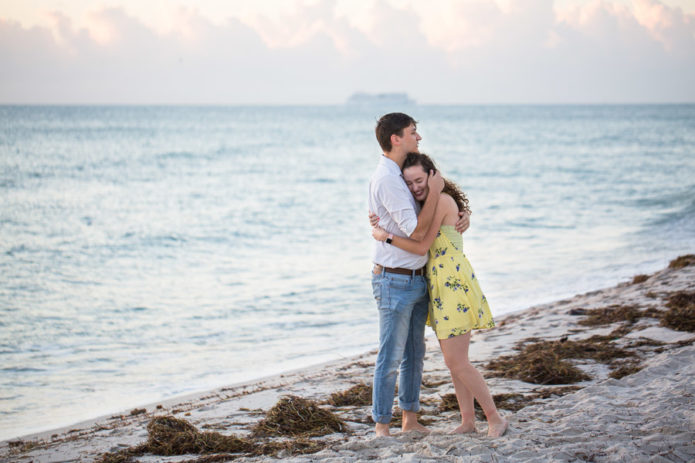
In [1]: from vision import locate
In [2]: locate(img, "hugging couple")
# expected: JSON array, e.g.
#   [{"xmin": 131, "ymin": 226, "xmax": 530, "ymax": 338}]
[{"xmin": 368, "ymin": 112, "xmax": 508, "ymax": 438}]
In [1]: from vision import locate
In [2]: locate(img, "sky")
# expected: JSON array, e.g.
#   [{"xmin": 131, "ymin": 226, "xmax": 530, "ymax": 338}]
[{"xmin": 1, "ymin": 0, "xmax": 694, "ymax": 104}]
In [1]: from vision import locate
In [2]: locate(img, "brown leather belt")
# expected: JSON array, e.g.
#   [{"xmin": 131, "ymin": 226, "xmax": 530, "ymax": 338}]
[{"xmin": 373, "ymin": 264, "xmax": 425, "ymax": 276}]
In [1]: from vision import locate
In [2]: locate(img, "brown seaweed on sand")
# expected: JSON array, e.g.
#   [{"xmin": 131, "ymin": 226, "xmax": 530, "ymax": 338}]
[
  {"xmin": 251, "ymin": 395, "xmax": 347, "ymax": 438},
  {"xmin": 523, "ymin": 336, "xmax": 635, "ymax": 363},
  {"xmin": 326, "ymin": 383, "xmax": 372, "ymax": 407},
  {"xmin": 96, "ymin": 416, "xmax": 254, "ymax": 463},
  {"xmin": 145, "ymin": 416, "xmax": 254, "ymax": 455},
  {"xmin": 668, "ymin": 254, "xmax": 695, "ymax": 269},
  {"xmin": 609, "ymin": 361, "xmax": 643, "ymax": 379},
  {"xmin": 577, "ymin": 305, "xmax": 651, "ymax": 327},
  {"xmin": 97, "ymin": 413, "xmax": 330, "ymax": 463},
  {"xmin": 485, "ymin": 336, "xmax": 637, "ymax": 385},
  {"xmin": 486, "ymin": 349, "xmax": 591, "ymax": 385},
  {"xmin": 661, "ymin": 291, "xmax": 695, "ymax": 332}
]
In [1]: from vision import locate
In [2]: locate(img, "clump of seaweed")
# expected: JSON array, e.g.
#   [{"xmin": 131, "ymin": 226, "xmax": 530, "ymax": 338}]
[
  {"xmin": 255, "ymin": 439, "xmax": 327, "ymax": 458},
  {"xmin": 632, "ymin": 274, "xmax": 649, "ymax": 284},
  {"xmin": 145, "ymin": 416, "xmax": 254, "ymax": 455},
  {"xmin": 609, "ymin": 361, "xmax": 643, "ymax": 379},
  {"xmin": 661, "ymin": 291, "xmax": 695, "ymax": 332},
  {"xmin": 326, "ymin": 383, "xmax": 372, "ymax": 407},
  {"xmin": 668, "ymin": 254, "xmax": 695, "ymax": 269},
  {"xmin": 523, "ymin": 336, "xmax": 635, "ymax": 363},
  {"xmin": 486, "ymin": 335, "xmax": 637, "ymax": 385},
  {"xmin": 251, "ymin": 395, "xmax": 347, "ymax": 438},
  {"xmin": 422, "ymin": 378, "xmax": 449, "ymax": 388},
  {"xmin": 438, "ymin": 393, "xmax": 459, "ymax": 412},
  {"xmin": 8, "ymin": 439, "xmax": 42, "ymax": 454},
  {"xmin": 486, "ymin": 349, "xmax": 590, "ymax": 385},
  {"xmin": 577, "ymin": 305, "xmax": 647, "ymax": 327},
  {"xmin": 97, "ymin": 412, "xmax": 331, "ymax": 463},
  {"xmin": 530, "ymin": 386, "xmax": 582, "ymax": 399},
  {"xmin": 97, "ymin": 447, "xmax": 147, "ymax": 463},
  {"xmin": 666, "ymin": 291, "xmax": 695, "ymax": 309}
]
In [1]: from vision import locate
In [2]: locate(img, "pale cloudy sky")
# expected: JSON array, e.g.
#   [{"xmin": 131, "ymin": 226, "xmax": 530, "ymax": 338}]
[{"xmin": 1, "ymin": 0, "xmax": 694, "ymax": 104}]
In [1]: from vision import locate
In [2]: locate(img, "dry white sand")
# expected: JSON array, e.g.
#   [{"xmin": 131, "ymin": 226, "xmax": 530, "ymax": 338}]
[{"xmin": 2, "ymin": 258, "xmax": 694, "ymax": 463}]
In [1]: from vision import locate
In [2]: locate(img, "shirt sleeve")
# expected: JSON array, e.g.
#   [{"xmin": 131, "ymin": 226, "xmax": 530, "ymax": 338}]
[{"xmin": 375, "ymin": 175, "xmax": 419, "ymax": 237}]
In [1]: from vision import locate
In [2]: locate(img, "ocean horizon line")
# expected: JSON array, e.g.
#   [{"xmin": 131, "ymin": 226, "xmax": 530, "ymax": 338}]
[{"xmin": 2, "ymin": 101, "xmax": 695, "ymax": 108}]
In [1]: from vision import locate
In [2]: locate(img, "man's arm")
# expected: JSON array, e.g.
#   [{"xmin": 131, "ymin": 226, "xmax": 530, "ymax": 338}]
[
  {"xmin": 455, "ymin": 211, "xmax": 470, "ymax": 234},
  {"xmin": 409, "ymin": 170, "xmax": 444, "ymax": 241}
]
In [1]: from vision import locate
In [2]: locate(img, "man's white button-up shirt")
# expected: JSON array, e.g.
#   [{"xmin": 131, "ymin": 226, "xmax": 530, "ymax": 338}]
[{"xmin": 369, "ymin": 156, "xmax": 428, "ymax": 270}]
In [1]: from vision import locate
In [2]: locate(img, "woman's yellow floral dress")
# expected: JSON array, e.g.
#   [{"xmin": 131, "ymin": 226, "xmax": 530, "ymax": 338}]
[{"xmin": 426, "ymin": 225, "xmax": 495, "ymax": 339}]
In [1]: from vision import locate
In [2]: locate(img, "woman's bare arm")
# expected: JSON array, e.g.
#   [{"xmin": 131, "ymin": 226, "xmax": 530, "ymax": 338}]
[
  {"xmin": 409, "ymin": 170, "xmax": 444, "ymax": 241},
  {"xmin": 372, "ymin": 194, "xmax": 458, "ymax": 256}
]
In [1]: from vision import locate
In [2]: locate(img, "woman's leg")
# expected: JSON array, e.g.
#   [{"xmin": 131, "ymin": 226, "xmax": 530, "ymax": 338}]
[
  {"xmin": 449, "ymin": 370, "xmax": 476, "ymax": 433},
  {"xmin": 439, "ymin": 332, "xmax": 508, "ymax": 437}
]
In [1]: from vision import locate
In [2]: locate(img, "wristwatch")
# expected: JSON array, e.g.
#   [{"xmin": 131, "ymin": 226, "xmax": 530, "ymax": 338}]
[{"xmin": 386, "ymin": 233, "xmax": 393, "ymax": 244}]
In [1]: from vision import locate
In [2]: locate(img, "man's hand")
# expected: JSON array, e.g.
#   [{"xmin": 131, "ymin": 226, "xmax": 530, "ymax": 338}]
[
  {"xmin": 368, "ymin": 211, "xmax": 379, "ymax": 227},
  {"xmin": 427, "ymin": 170, "xmax": 445, "ymax": 195},
  {"xmin": 455, "ymin": 211, "xmax": 470, "ymax": 234}
]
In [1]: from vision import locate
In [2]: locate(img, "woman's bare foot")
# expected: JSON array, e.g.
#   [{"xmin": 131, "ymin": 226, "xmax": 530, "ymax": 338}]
[
  {"xmin": 487, "ymin": 418, "xmax": 508, "ymax": 438},
  {"xmin": 375, "ymin": 422, "xmax": 391, "ymax": 437},
  {"xmin": 449, "ymin": 422, "xmax": 476, "ymax": 434}
]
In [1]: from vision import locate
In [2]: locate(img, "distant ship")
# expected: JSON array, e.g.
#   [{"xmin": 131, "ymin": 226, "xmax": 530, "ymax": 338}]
[{"xmin": 346, "ymin": 92, "xmax": 416, "ymax": 105}]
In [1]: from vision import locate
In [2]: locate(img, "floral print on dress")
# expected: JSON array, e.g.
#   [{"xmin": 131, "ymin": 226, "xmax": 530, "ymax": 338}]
[
  {"xmin": 425, "ymin": 225, "xmax": 495, "ymax": 340},
  {"xmin": 432, "ymin": 297, "xmax": 443, "ymax": 311}
]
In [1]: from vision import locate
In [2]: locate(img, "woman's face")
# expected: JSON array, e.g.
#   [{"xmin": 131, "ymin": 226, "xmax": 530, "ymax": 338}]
[{"xmin": 403, "ymin": 164, "xmax": 429, "ymax": 202}]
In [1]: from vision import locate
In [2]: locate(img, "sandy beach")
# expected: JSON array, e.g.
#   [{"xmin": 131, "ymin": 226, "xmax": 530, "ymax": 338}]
[{"xmin": 2, "ymin": 255, "xmax": 694, "ymax": 463}]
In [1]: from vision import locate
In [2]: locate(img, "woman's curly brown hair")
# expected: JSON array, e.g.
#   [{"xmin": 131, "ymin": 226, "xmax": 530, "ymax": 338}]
[{"xmin": 402, "ymin": 152, "xmax": 471, "ymax": 215}]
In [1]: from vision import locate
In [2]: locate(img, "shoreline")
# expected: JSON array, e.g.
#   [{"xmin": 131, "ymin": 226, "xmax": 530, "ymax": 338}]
[{"xmin": 3, "ymin": 255, "xmax": 694, "ymax": 462}]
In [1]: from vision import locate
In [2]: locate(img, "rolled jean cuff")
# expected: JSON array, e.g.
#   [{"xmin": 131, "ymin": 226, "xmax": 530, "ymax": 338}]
[
  {"xmin": 398, "ymin": 399, "xmax": 420, "ymax": 413},
  {"xmin": 372, "ymin": 413, "xmax": 392, "ymax": 424}
]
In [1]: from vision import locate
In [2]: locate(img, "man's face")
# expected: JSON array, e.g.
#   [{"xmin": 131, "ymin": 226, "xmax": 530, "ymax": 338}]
[{"xmin": 395, "ymin": 123, "xmax": 421, "ymax": 153}]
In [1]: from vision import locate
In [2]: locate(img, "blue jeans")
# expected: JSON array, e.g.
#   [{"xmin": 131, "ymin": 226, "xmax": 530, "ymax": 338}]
[{"xmin": 371, "ymin": 269, "xmax": 429, "ymax": 424}]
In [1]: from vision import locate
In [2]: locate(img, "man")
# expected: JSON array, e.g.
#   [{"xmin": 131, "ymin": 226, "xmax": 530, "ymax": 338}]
[{"xmin": 368, "ymin": 113, "xmax": 468, "ymax": 436}]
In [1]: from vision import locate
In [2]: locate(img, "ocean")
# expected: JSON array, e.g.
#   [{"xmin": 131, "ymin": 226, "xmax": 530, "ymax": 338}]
[{"xmin": 1, "ymin": 104, "xmax": 694, "ymax": 440}]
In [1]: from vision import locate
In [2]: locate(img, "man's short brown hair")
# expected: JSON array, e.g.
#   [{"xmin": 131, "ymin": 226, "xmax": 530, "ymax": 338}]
[{"xmin": 375, "ymin": 113, "xmax": 417, "ymax": 152}]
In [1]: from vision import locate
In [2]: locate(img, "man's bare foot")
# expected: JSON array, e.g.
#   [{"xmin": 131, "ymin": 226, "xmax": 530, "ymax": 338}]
[
  {"xmin": 401, "ymin": 410, "xmax": 430, "ymax": 434},
  {"xmin": 487, "ymin": 418, "xmax": 508, "ymax": 438},
  {"xmin": 449, "ymin": 422, "xmax": 476, "ymax": 434},
  {"xmin": 402, "ymin": 420, "xmax": 430, "ymax": 434},
  {"xmin": 375, "ymin": 422, "xmax": 390, "ymax": 437}
]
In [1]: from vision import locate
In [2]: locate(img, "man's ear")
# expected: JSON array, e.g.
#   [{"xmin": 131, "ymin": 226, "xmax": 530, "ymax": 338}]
[{"xmin": 390, "ymin": 133, "xmax": 400, "ymax": 147}]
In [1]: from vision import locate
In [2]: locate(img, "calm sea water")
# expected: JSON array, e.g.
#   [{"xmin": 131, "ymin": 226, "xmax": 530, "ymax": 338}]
[{"xmin": 1, "ymin": 105, "xmax": 694, "ymax": 440}]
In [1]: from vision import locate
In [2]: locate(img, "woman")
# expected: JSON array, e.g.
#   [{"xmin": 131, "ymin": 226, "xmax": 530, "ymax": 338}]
[{"xmin": 371, "ymin": 152, "xmax": 508, "ymax": 438}]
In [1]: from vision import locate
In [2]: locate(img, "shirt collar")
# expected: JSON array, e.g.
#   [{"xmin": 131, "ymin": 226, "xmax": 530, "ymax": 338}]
[{"xmin": 379, "ymin": 155, "xmax": 402, "ymax": 175}]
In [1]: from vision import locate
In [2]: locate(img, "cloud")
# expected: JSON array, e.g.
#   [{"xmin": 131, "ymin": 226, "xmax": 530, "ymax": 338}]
[{"xmin": 0, "ymin": 0, "xmax": 693, "ymax": 103}]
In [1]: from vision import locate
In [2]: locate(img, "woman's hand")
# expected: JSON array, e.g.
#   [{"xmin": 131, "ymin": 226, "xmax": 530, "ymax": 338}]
[
  {"xmin": 368, "ymin": 211, "xmax": 379, "ymax": 227},
  {"xmin": 372, "ymin": 225, "xmax": 389, "ymax": 241},
  {"xmin": 428, "ymin": 169, "xmax": 445, "ymax": 194}
]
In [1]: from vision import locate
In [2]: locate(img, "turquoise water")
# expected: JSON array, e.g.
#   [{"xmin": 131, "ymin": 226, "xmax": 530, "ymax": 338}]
[{"xmin": 1, "ymin": 104, "xmax": 694, "ymax": 440}]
